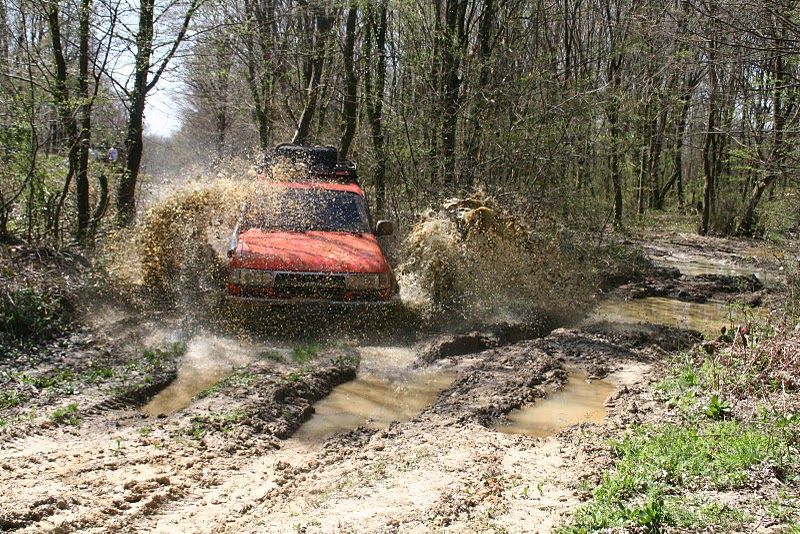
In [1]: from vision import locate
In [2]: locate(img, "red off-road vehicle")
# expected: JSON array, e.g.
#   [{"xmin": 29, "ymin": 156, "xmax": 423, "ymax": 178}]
[{"xmin": 225, "ymin": 145, "xmax": 397, "ymax": 309}]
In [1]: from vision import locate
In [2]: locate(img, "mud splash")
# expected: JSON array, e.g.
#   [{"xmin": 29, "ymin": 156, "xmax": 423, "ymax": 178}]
[
  {"xmin": 590, "ymin": 296, "xmax": 762, "ymax": 338},
  {"xmin": 294, "ymin": 347, "xmax": 455, "ymax": 441},
  {"xmin": 101, "ymin": 158, "xmax": 311, "ymax": 300},
  {"xmin": 395, "ymin": 194, "xmax": 589, "ymax": 322},
  {"xmin": 100, "ymin": 180, "xmax": 254, "ymax": 300},
  {"xmin": 493, "ymin": 371, "xmax": 615, "ymax": 437}
]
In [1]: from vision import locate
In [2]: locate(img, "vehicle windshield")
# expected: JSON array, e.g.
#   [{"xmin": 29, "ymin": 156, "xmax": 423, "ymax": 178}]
[{"xmin": 241, "ymin": 187, "xmax": 372, "ymax": 233}]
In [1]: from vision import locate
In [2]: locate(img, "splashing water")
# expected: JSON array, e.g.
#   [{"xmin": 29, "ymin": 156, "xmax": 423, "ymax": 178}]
[
  {"xmin": 395, "ymin": 193, "xmax": 589, "ymax": 323},
  {"xmin": 101, "ymin": 172, "xmax": 592, "ymax": 329}
]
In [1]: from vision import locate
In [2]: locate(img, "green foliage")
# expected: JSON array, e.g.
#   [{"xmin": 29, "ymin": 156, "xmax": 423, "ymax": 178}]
[
  {"xmin": 116, "ymin": 342, "xmax": 185, "ymax": 391},
  {"xmin": 186, "ymin": 409, "xmax": 245, "ymax": 439},
  {"xmin": 292, "ymin": 343, "xmax": 321, "ymax": 364},
  {"xmin": 702, "ymin": 394, "xmax": 732, "ymax": 420},
  {"xmin": 0, "ymin": 389, "xmax": 23, "ymax": 410},
  {"xmin": 568, "ymin": 321, "xmax": 800, "ymax": 533},
  {"xmin": 563, "ymin": 420, "xmax": 793, "ymax": 532},
  {"xmin": 0, "ymin": 287, "xmax": 71, "ymax": 348},
  {"xmin": 51, "ymin": 403, "xmax": 79, "ymax": 425},
  {"xmin": 0, "ymin": 363, "xmax": 118, "ymax": 412},
  {"xmin": 142, "ymin": 343, "xmax": 185, "ymax": 371},
  {"xmin": 196, "ymin": 371, "xmax": 255, "ymax": 399},
  {"xmin": 284, "ymin": 365, "xmax": 314, "ymax": 384}
]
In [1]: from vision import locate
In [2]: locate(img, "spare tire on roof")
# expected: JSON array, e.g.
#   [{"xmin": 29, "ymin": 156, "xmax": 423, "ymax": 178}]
[{"xmin": 274, "ymin": 143, "xmax": 338, "ymax": 168}]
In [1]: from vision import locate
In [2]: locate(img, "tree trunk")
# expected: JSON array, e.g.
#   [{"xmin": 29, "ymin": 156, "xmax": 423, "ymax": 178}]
[
  {"xmin": 462, "ymin": 0, "xmax": 495, "ymax": 190},
  {"xmin": 0, "ymin": 0, "xmax": 8, "ymax": 60},
  {"xmin": 439, "ymin": 0, "xmax": 467, "ymax": 191},
  {"xmin": 76, "ymin": 0, "xmax": 91, "ymax": 241},
  {"xmin": 46, "ymin": 0, "xmax": 80, "ymax": 240},
  {"xmin": 116, "ymin": 0, "xmax": 198, "ymax": 225},
  {"xmin": 700, "ymin": 60, "xmax": 717, "ymax": 236},
  {"xmin": 292, "ymin": 5, "xmax": 334, "ymax": 144},
  {"xmin": 117, "ymin": 0, "xmax": 155, "ymax": 226},
  {"xmin": 610, "ymin": 115, "xmax": 623, "ymax": 228},
  {"xmin": 243, "ymin": 0, "xmax": 276, "ymax": 152},
  {"xmin": 363, "ymin": 0, "xmax": 388, "ymax": 216},
  {"xmin": 339, "ymin": 3, "xmax": 358, "ymax": 159}
]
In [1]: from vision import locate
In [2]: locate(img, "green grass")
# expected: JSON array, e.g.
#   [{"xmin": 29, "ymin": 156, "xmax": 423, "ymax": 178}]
[
  {"xmin": 185, "ymin": 409, "xmax": 246, "ymax": 439},
  {"xmin": 564, "ymin": 323, "xmax": 800, "ymax": 533},
  {"xmin": 563, "ymin": 420, "xmax": 794, "ymax": 532},
  {"xmin": 0, "ymin": 388, "xmax": 23, "ymax": 409},
  {"xmin": 292, "ymin": 343, "xmax": 321, "ymax": 364},
  {"xmin": 0, "ymin": 364, "xmax": 117, "ymax": 411},
  {"xmin": 142, "ymin": 343, "xmax": 185, "ymax": 370},
  {"xmin": 51, "ymin": 403, "xmax": 80, "ymax": 425},
  {"xmin": 196, "ymin": 371, "xmax": 255, "ymax": 399},
  {"xmin": 278, "ymin": 364, "xmax": 318, "ymax": 384}
]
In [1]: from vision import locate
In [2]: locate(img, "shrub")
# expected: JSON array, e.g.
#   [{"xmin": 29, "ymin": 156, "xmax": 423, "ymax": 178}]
[{"xmin": 0, "ymin": 287, "xmax": 71, "ymax": 349}]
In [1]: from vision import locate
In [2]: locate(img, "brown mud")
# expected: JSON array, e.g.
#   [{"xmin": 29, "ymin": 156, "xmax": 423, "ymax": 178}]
[{"xmin": 1, "ymin": 219, "xmax": 792, "ymax": 531}]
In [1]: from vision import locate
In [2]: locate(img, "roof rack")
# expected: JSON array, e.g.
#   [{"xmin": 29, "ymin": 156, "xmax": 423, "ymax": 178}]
[{"xmin": 263, "ymin": 143, "xmax": 359, "ymax": 185}]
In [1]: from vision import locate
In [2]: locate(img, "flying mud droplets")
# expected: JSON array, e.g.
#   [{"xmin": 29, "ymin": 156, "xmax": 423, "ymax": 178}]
[
  {"xmin": 395, "ymin": 193, "xmax": 587, "ymax": 323},
  {"xmin": 101, "ymin": 173, "xmax": 590, "ymax": 330},
  {"xmin": 100, "ymin": 179, "xmax": 256, "ymax": 300}
]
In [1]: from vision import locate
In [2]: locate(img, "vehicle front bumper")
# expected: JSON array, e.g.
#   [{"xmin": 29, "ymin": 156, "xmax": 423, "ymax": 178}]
[{"xmin": 224, "ymin": 294, "xmax": 401, "ymax": 315}]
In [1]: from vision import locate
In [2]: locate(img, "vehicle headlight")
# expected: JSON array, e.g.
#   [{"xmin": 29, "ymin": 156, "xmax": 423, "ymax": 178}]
[
  {"xmin": 230, "ymin": 268, "xmax": 275, "ymax": 287},
  {"xmin": 345, "ymin": 272, "xmax": 390, "ymax": 291}
]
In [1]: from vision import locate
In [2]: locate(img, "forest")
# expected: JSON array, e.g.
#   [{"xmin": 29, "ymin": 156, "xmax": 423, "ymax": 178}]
[
  {"xmin": 1, "ymin": 0, "xmax": 798, "ymax": 243},
  {"xmin": 1, "ymin": 2, "xmax": 799, "ymax": 532}
]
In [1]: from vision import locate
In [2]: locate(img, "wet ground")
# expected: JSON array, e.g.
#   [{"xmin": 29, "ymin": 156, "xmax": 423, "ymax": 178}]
[
  {"xmin": 0, "ymin": 231, "xmax": 790, "ymax": 532},
  {"xmin": 492, "ymin": 371, "xmax": 615, "ymax": 438}
]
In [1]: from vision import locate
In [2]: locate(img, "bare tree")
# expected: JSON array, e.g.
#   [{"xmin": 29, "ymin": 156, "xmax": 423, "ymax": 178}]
[{"xmin": 115, "ymin": 0, "xmax": 202, "ymax": 226}]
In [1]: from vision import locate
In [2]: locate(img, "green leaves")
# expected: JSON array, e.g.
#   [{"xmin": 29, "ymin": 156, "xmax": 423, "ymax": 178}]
[
  {"xmin": 702, "ymin": 394, "xmax": 732, "ymax": 420},
  {"xmin": 51, "ymin": 403, "xmax": 80, "ymax": 425}
]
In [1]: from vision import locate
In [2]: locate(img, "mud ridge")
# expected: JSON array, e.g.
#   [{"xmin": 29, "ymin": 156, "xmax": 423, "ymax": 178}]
[
  {"xmin": 619, "ymin": 271, "xmax": 766, "ymax": 304},
  {"xmin": 423, "ymin": 342, "xmax": 566, "ymax": 425},
  {"xmin": 84, "ymin": 369, "xmax": 179, "ymax": 416},
  {"xmin": 418, "ymin": 321, "xmax": 701, "ymax": 430},
  {"xmin": 414, "ymin": 316, "xmax": 558, "ymax": 367},
  {"xmin": 173, "ymin": 349, "xmax": 360, "ymax": 452}
]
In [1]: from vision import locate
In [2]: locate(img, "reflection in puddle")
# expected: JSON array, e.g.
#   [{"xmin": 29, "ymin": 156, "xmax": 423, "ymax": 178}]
[
  {"xmin": 142, "ymin": 334, "xmax": 264, "ymax": 416},
  {"xmin": 295, "ymin": 347, "xmax": 455, "ymax": 441},
  {"xmin": 494, "ymin": 372, "xmax": 615, "ymax": 437},
  {"xmin": 650, "ymin": 251, "xmax": 779, "ymax": 286},
  {"xmin": 589, "ymin": 297, "xmax": 760, "ymax": 337}
]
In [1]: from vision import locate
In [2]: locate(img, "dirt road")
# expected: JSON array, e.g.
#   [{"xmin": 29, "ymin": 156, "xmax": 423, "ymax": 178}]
[{"xmin": 0, "ymin": 233, "xmax": 782, "ymax": 533}]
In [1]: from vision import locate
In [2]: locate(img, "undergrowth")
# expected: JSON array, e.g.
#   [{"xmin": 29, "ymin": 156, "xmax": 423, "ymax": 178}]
[
  {"xmin": 0, "ymin": 287, "xmax": 72, "ymax": 350},
  {"xmin": 563, "ymin": 317, "xmax": 800, "ymax": 532}
]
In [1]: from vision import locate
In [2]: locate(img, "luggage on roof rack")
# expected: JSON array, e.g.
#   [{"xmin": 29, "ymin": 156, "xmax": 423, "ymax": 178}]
[
  {"xmin": 265, "ymin": 143, "xmax": 359, "ymax": 184},
  {"xmin": 274, "ymin": 143, "xmax": 338, "ymax": 168}
]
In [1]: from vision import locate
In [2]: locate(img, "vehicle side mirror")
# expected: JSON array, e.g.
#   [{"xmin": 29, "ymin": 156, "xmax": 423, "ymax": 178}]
[{"xmin": 374, "ymin": 220, "xmax": 394, "ymax": 236}]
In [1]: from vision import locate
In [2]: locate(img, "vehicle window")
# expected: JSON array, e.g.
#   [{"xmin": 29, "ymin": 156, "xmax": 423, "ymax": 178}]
[{"xmin": 241, "ymin": 188, "xmax": 371, "ymax": 233}]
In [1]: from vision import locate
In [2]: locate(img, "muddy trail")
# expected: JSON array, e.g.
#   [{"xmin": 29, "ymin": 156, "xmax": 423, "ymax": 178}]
[{"xmin": 0, "ymin": 232, "xmax": 788, "ymax": 533}]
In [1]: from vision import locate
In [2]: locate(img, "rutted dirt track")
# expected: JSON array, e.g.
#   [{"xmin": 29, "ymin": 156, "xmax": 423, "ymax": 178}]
[{"xmin": 0, "ymin": 233, "xmax": 783, "ymax": 533}]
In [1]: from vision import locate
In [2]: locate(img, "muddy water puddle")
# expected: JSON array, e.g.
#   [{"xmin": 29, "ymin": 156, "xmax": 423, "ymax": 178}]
[
  {"xmin": 648, "ymin": 249, "xmax": 781, "ymax": 286},
  {"xmin": 295, "ymin": 347, "xmax": 455, "ymax": 441},
  {"xmin": 494, "ymin": 371, "xmax": 615, "ymax": 438},
  {"xmin": 143, "ymin": 334, "xmax": 276, "ymax": 416},
  {"xmin": 590, "ymin": 296, "xmax": 760, "ymax": 338}
]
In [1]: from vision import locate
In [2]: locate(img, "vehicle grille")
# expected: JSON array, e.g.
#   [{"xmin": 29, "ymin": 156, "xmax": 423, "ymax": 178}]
[
  {"xmin": 236, "ymin": 271, "xmax": 387, "ymax": 301},
  {"xmin": 274, "ymin": 272, "xmax": 347, "ymax": 300}
]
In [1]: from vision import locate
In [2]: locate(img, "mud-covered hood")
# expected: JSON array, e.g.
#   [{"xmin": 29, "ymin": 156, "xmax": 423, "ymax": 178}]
[{"xmin": 231, "ymin": 229, "xmax": 390, "ymax": 273}]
